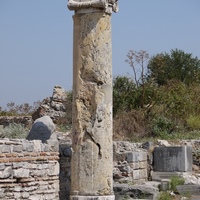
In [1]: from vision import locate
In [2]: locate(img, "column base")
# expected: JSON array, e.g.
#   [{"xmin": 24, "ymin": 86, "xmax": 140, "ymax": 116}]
[{"xmin": 70, "ymin": 195, "xmax": 115, "ymax": 200}]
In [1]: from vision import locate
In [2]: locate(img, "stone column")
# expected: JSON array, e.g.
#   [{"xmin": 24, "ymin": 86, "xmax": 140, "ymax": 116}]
[{"xmin": 67, "ymin": 1, "xmax": 118, "ymax": 200}]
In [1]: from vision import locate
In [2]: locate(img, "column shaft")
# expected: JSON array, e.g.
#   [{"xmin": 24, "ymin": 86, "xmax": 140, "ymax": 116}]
[{"xmin": 71, "ymin": 12, "xmax": 113, "ymax": 197}]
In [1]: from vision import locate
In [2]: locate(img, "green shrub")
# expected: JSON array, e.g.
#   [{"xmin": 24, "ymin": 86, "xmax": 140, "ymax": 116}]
[
  {"xmin": 151, "ymin": 116, "xmax": 175, "ymax": 138},
  {"xmin": 56, "ymin": 124, "xmax": 72, "ymax": 132},
  {"xmin": 170, "ymin": 176, "xmax": 185, "ymax": 193},
  {"xmin": 0, "ymin": 123, "xmax": 29, "ymax": 139},
  {"xmin": 158, "ymin": 192, "xmax": 172, "ymax": 200},
  {"xmin": 113, "ymin": 76, "xmax": 136, "ymax": 115},
  {"xmin": 187, "ymin": 115, "xmax": 200, "ymax": 130}
]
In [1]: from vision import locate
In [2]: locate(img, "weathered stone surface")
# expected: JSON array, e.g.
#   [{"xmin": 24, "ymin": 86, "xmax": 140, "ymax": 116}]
[
  {"xmin": 1, "ymin": 137, "xmax": 200, "ymax": 199},
  {"xmin": 13, "ymin": 144, "xmax": 23, "ymax": 152},
  {"xmin": 113, "ymin": 141, "xmax": 148, "ymax": 184},
  {"xmin": 153, "ymin": 146, "xmax": 193, "ymax": 172},
  {"xmin": 142, "ymin": 181, "xmax": 161, "ymax": 188},
  {"xmin": 151, "ymin": 171, "xmax": 192, "ymax": 181},
  {"xmin": 115, "ymin": 141, "xmax": 142, "ymax": 150},
  {"xmin": 0, "ymin": 166, "xmax": 12, "ymax": 179},
  {"xmin": 26, "ymin": 116, "xmax": 56, "ymax": 143},
  {"xmin": 176, "ymin": 184, "xmax": 200, "ymax": 195},
  {"xmin": 46, "ymin": 139, "xmax": 59, "ymax": 152},
  {"xmin": 141, "ymin": 141, "xmax": 154, "ymax": 150},
  {"xmin": 70, "ymin": 196, "xmax": 115, "ymax": 200},
  {"xmin": 22, "ymin": 140, "xmax": 34, "ymax": 152},
  {"xmin": 1, "ymin": 145, "xmax": 11, "ymax": 153},
  {"xmin": 113, "ymin": 183, "xmax": 159, "ymax": 200},
  {"xmin": 70, "ymin": 10, "xmax": 113, "ymax": 197},
  {"xmin": 0, "ymin": 138, "xmax": 59, "ymax": 199},
  {"xmin": 157, "ymin": 140, "xmax": 171, "ymax": 147},
  {"xmin": 126, "ymin": 151, "xmax": 147, "ymax": 162},
  {"xmin": 132, "ymin": 169, "xmax": 148, "ymax": 180},
  {"xmin": 182, "ymin": 173, "xmax": 200, "ymax": 185},
  {"xmin": 129, "ymin": 161, "xmax": 147, "ymax": 170},
  {"xmin": 68, "ymin": 0, "xmax": 118, "ymax": 14},
  {"xmin": 32, "ymin": 85, "xmax": 68, "ymax": 123},
  {"xmin": 13, "ymin": 168, "xmax": 30, "ymax": 178},
  {"xmin": 160, "ymin": 179, "xmax": 171, "ymax": 191},
  {"xmin": 0, "ymin": 116, "xmax": 32, "ymax": 128}
]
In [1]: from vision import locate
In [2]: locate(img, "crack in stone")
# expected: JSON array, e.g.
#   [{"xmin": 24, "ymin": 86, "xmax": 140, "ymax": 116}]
[{"xmin": 85, "ymin": 130, "xmax": 102, "ymax": 159}]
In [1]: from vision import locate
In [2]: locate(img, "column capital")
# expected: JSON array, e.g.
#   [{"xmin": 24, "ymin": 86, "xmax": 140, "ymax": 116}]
[{"xmin": 67, "ymin": 0, "xmax": 118, "ymax": 14}]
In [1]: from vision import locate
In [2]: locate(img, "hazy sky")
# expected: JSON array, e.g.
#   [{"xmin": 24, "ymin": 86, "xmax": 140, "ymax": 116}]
[{"xmin": 0, "ymin": 0, "xmax": 200, "ymax": 108}]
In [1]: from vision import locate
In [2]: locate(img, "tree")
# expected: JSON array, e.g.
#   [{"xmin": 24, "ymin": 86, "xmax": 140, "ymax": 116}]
[
  {"xmin": 125, "ymin": 50, "xmax": 149, "ymax": 88},
  {"xmin": 125, "ymin": 50, "xmax": 149, "ymax": 108},
  {"xmin": 6, "ymin": 102, "xmax": 17, "ymax": 115},
  {"xmin": 113, "ymin": 76, "xmax": 136, "ymax": 115},
  {"xmin": 18, "ymin": 103, "xmax": 32, "ymax": 115},
  {"xmin": 147, "ymin": 49, "xmax": 200, "ymax": 85}
]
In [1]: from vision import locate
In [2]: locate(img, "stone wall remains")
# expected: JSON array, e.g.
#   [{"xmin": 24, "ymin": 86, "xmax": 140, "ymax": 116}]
[
  {"xmin": 0, "ymin": 116, "xmax": 32, "ymax": 128},
  {"xmin": 113, "ymin": 141, "xmax": 148, "ymax": 184},
  {"xmin": 0, "ymin": 139, "xmax": 59, "ymax": 200},
  {"xmin": 0, "ymin": 138, "xmax": 198, "ymax": 200}
]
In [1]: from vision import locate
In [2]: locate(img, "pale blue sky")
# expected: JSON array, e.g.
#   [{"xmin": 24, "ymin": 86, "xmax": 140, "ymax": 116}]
[{"xmin": 0, "ymin": 0, "xmax": 200, "ymax": 108}]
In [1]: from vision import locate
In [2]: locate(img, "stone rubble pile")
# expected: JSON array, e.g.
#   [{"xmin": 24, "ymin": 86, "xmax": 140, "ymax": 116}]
[
  {"xmin": 32, "ymin": 85, "xmax": 68, "ymax": 123},
  {"xmin": 114, "ymin": 183, "xmax": 159, "ymax": 200}
]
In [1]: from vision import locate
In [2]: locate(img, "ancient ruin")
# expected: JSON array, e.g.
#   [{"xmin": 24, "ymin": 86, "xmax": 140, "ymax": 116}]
[{"xmin": 68, "ymin": 0, "xmax": 118, "ymax": 199}]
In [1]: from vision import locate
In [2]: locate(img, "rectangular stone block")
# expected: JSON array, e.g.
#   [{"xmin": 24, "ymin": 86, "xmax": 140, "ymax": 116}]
[
  {"xmin": 13, "ymin": 168, "xmax": 30, "ymax": 178},
  {"xmin": 151, "ymin": 171, "xmax": 192, "ymax": 181},
  {"xmin": 13, "ymin": 145, "xmax": 23, "ymax": 153},
  {"xmin": 132, "ymin": 169, "xmax": 147, "ymax": 180},
  {"xmin": 126, "ymin": 151, "xmax": 147, "ymax": 163},
  {"xmin": 22, "ymin": 141, "xmax": 34, "ymax": 152},
  {"xmin": 70, "ymin": 196, "xmax": 115, "ymax": 200},
  {"xmin": 1, "ymin": 145, "xmax": 11, "ymax": 153},
  {"xmin": 153, "ymin": 146, "xmax": 192, "ymax": 172},
  {"xmin": 176, "ymin": 184, "xmax": 200, "ymax": 195},
  {"xmin": 160, "ymin": 179, "xmax": 171, "ymax": 191},
  {"xmin": 129, "ymin": 161, "xmax": 147, "ymax": 170}
]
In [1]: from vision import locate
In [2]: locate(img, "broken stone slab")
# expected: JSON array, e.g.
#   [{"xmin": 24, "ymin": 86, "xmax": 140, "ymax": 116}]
[
  {"xmin": 153, "ymin": 146, "xmax": 193, "ymax": 172},
  {"xmin": 126, "ymin": 151, "xmax": 147, "ymax": 163},
  {"xmin": 113, "ymin": 183, "xmax": 159, "ymax": 200},
  {"xmin": 151, "ymin": 171, "xmax": 192, "ymax": 181},
  {"xmin": 182, "ymin": 173, "xmax": 200, "ymax": 185},
  {"xmin": 176, "ymin": 184, "xmax": 200, "ymax": 196},
  {"xmin": 157, "ymin": 140, "xmax": 171, "ymax": 146},
  {"xmin": 26, "ymin": 116, "xmax": 56, "ymax": 143},
  {"xmin": 70, "ymin": 196, "xmax": 115, "ymax": 200},
  {"xmin": 142, "ymin": 181, "xmax": 161, "ymax": 189}
]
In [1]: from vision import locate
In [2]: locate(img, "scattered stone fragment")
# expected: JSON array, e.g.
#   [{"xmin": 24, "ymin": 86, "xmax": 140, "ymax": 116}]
[{"xmin": 26, "ymin": 116, "xmax": 56, "ymax": 143}]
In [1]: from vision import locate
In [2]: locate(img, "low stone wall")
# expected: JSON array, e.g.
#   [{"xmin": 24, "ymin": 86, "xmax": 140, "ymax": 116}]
[
  {"xmin": 0, "ymin": 139, "xmax": 59, "ymax": 200},
  {"xmin": 0, "ymin": 138, "xmax": 198, "ymax": 200},
  {"xmin": 113, "ymin": 141, "xmax": 148, "ymax": 184},
  {"xmin": 0, "ymin": 116, "xmax": 32, "ymax": 128}
]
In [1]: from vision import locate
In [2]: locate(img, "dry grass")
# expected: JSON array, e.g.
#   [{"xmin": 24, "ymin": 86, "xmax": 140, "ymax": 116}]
[{"xmin": 113, "ymin": 110, "xmax": 148, "ymax": 141}]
